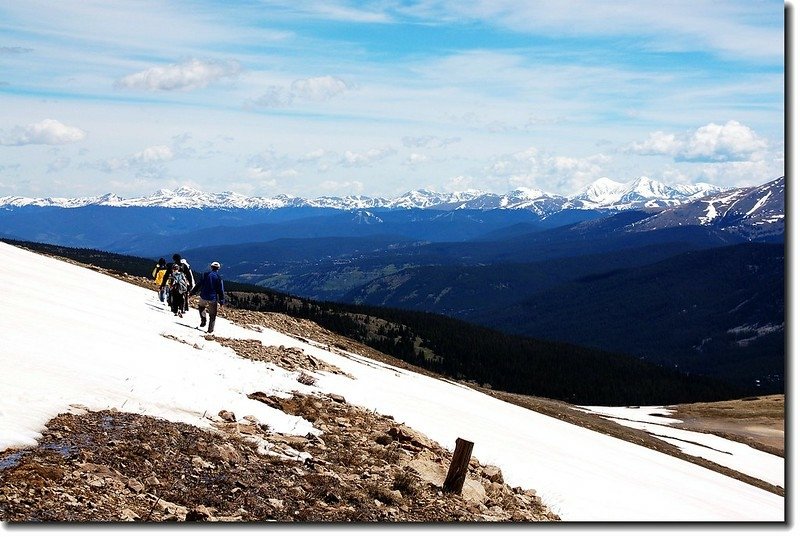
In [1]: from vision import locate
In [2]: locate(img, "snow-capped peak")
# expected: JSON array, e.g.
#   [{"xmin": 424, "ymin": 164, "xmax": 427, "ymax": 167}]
[
  {"xmin": 1, "ymin": 178, "xmax": 741, "ymax": 213},
  {"xmin": 507, "ymin": 187, "xmax": 548, "ymax": 199},
  {"xmin": 574, "ymin": 178, "xmax": 627, "ymax": 204},
  {"xmin": 628, "ymin": 176, "xmax": 672, "ymax": 196}
]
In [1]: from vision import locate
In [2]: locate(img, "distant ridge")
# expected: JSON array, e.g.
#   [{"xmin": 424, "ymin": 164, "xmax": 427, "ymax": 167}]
[{"xmin": 0, "ymin": 176, "xmax": 733, "ymax": 213}]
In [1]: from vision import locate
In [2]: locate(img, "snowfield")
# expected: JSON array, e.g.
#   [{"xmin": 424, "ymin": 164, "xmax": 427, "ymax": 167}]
[
  {"xmin": 577, "ymin": 406, "xmax": 784, "ymax": 488},
  {"xmin": 0, "ymin": 241, "xmax": 785, "ymax": 523}
]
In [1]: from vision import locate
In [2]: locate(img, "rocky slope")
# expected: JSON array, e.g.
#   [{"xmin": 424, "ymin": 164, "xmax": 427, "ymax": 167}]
[{"xmin": 1, "ymin": 393, "xmax": 556, "ymax": 522}]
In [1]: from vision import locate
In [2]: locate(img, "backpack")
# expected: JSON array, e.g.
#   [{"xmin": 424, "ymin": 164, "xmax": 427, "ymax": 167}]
[
  {"xmin": 180, "ymin": 261, "xmax": 194, "ymax": 288},
  {"xmin": 171, "ymin": 272, "xmax": 188, "ymax": 294},
  {"xmin": 154, "ymin": 268, "xmax": 167, "ymax": 286}
]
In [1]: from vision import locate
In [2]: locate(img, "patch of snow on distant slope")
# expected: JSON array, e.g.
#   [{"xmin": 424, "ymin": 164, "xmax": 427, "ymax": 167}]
[
  {"xmin": 700, "ymin": 201, "xmax": 719, "ymax": 224},
  {"xmin": 745, "ymin": 191, "xmax": 772, "ymax": 218},
  {"xmin": 578, "ymin": 405, "xmax": 783, "ymax": 488}
]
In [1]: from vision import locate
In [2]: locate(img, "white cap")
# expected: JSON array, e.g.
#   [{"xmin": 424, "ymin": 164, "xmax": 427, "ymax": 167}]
[{"xmin": 210, "ymin": 261, "xmax": 221, "ymax": 268}]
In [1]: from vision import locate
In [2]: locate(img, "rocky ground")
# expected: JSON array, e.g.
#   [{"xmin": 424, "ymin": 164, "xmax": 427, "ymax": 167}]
[{"xmin": 1, "ymin": 395, "xmax": 557, "ymax": 522}]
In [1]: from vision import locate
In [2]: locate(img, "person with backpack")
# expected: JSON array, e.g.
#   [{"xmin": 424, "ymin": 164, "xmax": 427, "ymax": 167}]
[
  {"xmin": 159, "ymin": 254, "xmax": 181, "ymax": 309},
  {"xmin": 166, "ymin": 263, "xmax": 189, "ymax": 317},
  {"xmin": 152, "ymin": 258, "xmax": 168, "ymax": 303},
  {"xmin": 190, "ymin": 261, "xmax": 225, "ymax": 334},
  {"xmin": 172, "ymin": 253, "xmax": 195, "ymax": 314}
]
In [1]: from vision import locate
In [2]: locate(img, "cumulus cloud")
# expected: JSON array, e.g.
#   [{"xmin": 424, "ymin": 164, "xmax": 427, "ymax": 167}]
[
  {"xmin": 0, "ymin": 119, "xmax": 86, "ymax": 146},
  {"xmin": 401, "ymin": 135, "xmax": 461, "ymax": 149},
  {"xmin": 486, "ymin": 147, "xmax": 611, "ymax": 193},
  {"xmin": 691, "ymin": 159, "xmax": 784, "ymax": 188},
  {"xmin": 242, "ymin": 148, "xmax": 303, "ymax": 184},
  {"xmin": 98, "ymin": 144, "xmax": 174, "ymax": 177},
  {"xmin": 291, "ymin": 76, "xmax": 349, "ymax": 101},
  {"xmin": 341, "ymin": 146, "xmax": 396, "ymax": 167},
  {"xmin": 298, "ymin": 148, "xmax": 328, "ymax": 162},
  {"xmin": 628, "ymin": 121, "xmax": 768, "ymax": 162},
  {"xmin": 242, "ymin": 166, "xmax": 279, "ymax": 190},
  {"xmin": 317, "ymin": 180, "xmax": 365, "ymax": 194},
  {"xmin": 678, "ymin": 121, "xmax": 768, "ymax": 162},
  {"xmin": 133, "ymin": 145, "xmax": 174, "ymax": 163},
  {"xmin": 443, "ymin": 175, "xmax": 476, "ymax": 192},
  {"xmin": 627, "ymin": 131, "xmax": 681, "ymax": 156},
  {"xmin": 405, "ymin": 153, "xmax": 429, "ymax": 167},
  {"xmin": 248, "ymin": 76, "xmax": 352, "ymax": 108},
  {"xmin": 115, "ymin": 59, "xmax": 241, "ymax": 92}
]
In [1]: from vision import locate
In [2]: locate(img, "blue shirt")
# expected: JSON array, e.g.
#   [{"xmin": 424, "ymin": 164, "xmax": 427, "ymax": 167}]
[{"xmin": 197, "ymin": 270, "xmax": 225, "ymax": 303}]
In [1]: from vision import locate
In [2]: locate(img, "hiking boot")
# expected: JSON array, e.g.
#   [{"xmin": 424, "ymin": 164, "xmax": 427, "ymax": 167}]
[{"xmin": 199, "ymin": 319, "xmax": 206, "ymax": 328}]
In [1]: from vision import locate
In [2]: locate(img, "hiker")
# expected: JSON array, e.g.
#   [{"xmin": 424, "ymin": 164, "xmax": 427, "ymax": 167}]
[
  {"xmin": 152, "ymin": 258, "xmax": 168, "ymax": 303},
  {"xmin": 159, "ymin": 254, "xmax": 181, "ymax": 309},
  {"xmin": 166, "ymin": 263, "xmax": 189, "ymax": 317},
  {"xmin": 167, "ymin": 254, "xmax": 194, "ymax": 313},
  {"xmin": 172, "ymin": 253, "xmax": 195, "ymax": 314},
  {"xmin": 190, "ymin": 261, "xmax": 225, "ymax": 334}
]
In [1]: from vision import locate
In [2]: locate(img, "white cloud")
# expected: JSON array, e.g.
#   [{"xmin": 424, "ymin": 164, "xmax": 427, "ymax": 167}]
[
  {"xmin": 115, "ymin": 59, "xmax": 241, "ymax": 92},
  {"xmin": 628, "ymin": 121, "xmax": 769, "ymax": 162},
  {"xmin": 249, "ymin": 85, "xmax": 294, "ymax": 107},
  {"xmin": 401, "ymin": 135, "xmax": 461, "ymax": 149},
  {"xmin": 341, "ymin": 146, "xmax": 396, "ymax": 167},
  {"xmin": 97, "ymin": 145, "xmax": 175, "ymax": 178},
  {"xmin": 243, "ymin": 166, "xmax": 277, "ymax": 184},
  {"xmin": 442, "ymin": 175, "xmax": 475, "ymax": 192},
  {"xmin": 291, "ymin": 76, "xmax": 350, "ymax": 101},
  {"xmin": 134, "ymin": 145, "xmax": 174, "ymax": 163},
  {"xmin": 486, "ymin": 147, "xmax": 611, "ymax": 193},
  {"xmin": 678, "ymin": 121, "xmax": 768, "ymax": 162},
  {"xmin": 298, "ymin": 148, "xmax": 328, "ymax": 162},
  {"xmin": 692, "ymin": 159, "xmax": 784, "ymax": 188},
  {"xmin": 0, "ymin": 119, "xmax": 86, "ymax": 146},
  {"xmin": 317, "ymin": 180, "xmax": 365, "ymax": 194},
  {"xmin": 242, "ymin": 148, "xmax": 304, "ymax": 186},
  {"xmin": 248, "ymin": 76, "xmax": 351, "ymax": 108},
  {"xmin": 405, "ymin": 153, "xmax": 429, "ymax": 167},
  {"xmin": 627, "ymin": 131, "xmax": 681, "ymax": 156}
]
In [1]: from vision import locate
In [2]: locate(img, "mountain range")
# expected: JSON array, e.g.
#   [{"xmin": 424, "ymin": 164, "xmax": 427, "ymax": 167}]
[{"xmin": 0, "ymin": 176, "xmax": 724, "ymax": 212}]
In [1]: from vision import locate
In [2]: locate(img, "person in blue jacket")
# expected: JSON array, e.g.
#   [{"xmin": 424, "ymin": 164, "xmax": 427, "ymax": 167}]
[{"xmin": 191, "ymin": 261, "xmax": 225, "ymax": 334}]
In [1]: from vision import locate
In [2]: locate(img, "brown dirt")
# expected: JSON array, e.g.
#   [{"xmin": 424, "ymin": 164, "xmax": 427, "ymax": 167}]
[
  {"xmin": 0, "ymin": 394, "xmax": 557, "ymax": 522},
  {"xmin": 667, "ymin": 395, "xmax": 784, "ymax": 456}
]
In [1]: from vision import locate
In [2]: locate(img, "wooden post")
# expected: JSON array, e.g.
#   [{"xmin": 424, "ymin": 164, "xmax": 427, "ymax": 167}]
[{"xmin": 443, "ymin": 437, "xmax": 474, "ymax": 494}]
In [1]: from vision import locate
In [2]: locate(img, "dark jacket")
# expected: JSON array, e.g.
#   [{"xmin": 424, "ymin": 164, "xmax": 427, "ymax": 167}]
[
  {"xmin": 179, "ymin": 259, "xmax": 195, "ymax": 290},
  {"xmin": 193, "ymin": 270, "xmax": 225, "ymax": 304},
  {"xmin": 159, "ymin": 263, "xmax": 180, "ymax": 287}
]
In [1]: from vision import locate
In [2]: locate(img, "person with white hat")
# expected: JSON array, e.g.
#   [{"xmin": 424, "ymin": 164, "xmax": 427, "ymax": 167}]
[{"xmin": 190, "ymin": 261, "xmax": 225, "ymax": 334}]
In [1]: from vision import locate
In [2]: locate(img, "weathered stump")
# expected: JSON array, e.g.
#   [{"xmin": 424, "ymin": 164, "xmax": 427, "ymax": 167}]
[{"xmin": 443, "ymin": 437, "xmax": 474, "ymax": 494}]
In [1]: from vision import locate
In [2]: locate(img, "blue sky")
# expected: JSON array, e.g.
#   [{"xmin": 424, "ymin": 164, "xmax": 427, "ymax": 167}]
[{"xmin": 0, "ymin": 0, "xmax": 786, "ymax": 198}]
